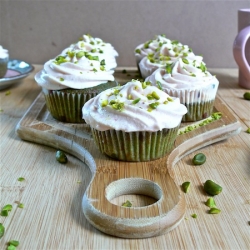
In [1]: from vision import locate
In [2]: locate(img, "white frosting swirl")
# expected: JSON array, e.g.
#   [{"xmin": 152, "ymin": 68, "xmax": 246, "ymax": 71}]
[
  {"xmin": 134, "ymin": 35, "xmax": 172, "ymax": 64},
  {"xmin": 146, "ymin": 58, "xmax": 219, "ymax": 102},
  {"xmin": 82, "ymin": 80, "xmax": 187, "ymax": 132},
  {"xmin": 0, "ymin": 45, "xmax": 8, "ymax": 59},
  {"xmin": 35, "ymin": 35, "xmax": 118, "ymax": 90},
  {"xmin": 138, "ymin": 39, "xmax": 203, "ymax": 79}
]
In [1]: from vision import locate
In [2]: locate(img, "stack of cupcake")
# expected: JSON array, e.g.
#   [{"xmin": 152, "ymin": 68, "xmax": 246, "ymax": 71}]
[
  {"xmin": 135, "ymin": 35, "xmax": 219, "ymax": 122},
  {"xmin": 35, "ymin": 34, "xmax": 118, "ymax": 123}
]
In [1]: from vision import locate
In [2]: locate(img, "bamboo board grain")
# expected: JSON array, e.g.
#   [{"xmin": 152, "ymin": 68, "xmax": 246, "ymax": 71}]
[{"xmin": 15, "ymin": 69, "xmax": 242, "ymax": 239}]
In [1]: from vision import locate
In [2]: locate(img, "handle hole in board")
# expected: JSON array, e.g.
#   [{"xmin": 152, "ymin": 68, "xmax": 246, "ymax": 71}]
[{"xmin": 105, "ymin": 178, "xmax": 163, "ymax": 208}]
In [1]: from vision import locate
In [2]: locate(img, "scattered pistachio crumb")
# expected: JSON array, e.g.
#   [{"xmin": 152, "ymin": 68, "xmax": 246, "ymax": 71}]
[
  {"xmin": 18, "ymin": 203, "xmax": 24, "ymax": 209},
  {"xmin": 181, "ymin": 181, "xmax": 190, "ymax": 193},
  {"xmin": 208, "ymin": 208, "xmax": 221, "ymax": 214},
  {"xmin": 191, "ymin": 213, "xmax": 197, "ymax": 218},
  {"xmin": 8, "ymin": 240, "xmax": 19, "ymax": 247},
  {"xmin": 246, "ymin": 128, "xmax": 250, "ymax": 134},
  {"xmin": 5, "ymin": 90, "xmax": 11, "ymax": 96},
  {"xmin": 17, "ymin": 177, "xmax": 25, "ymax": 182},
  {"xmin": 0, "ymin": 223, "xmax": 5, "ymax": 238},
  {"xmin": 122, "ymin": 200, "xmax": 132, "ymax": 207},
  {"xmin": 205, "ymin": 197, "xmax": 216, "ymax": 208}
]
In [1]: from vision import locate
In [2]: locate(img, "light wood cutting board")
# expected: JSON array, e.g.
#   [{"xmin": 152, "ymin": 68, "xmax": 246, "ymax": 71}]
[{"xmin": 15, "ymin": 69, "xmax": 241, "ymax": 239}]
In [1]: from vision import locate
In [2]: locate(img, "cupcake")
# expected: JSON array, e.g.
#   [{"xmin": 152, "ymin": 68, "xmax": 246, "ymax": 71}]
[
  {"xmin": 146, "ymin": 58, "xmax": 219, "ymax": 122},
  {"xmin": 82, "ymin": 80, "xmax": 187, "ymax": 161},
  {"xmin": 0, "ymin": 45, "xmax": 9, "ymax": 78},
  {"xmin": 138, "ymin": 38, "xmax": 202, "ymax": 79},
  {"xmin": 35, "ymin": 34, "xmax": 118, "ymax": 123},
  {"xmin": 134, "ymin": 34, "xmax": 172, "ymax": 65}
]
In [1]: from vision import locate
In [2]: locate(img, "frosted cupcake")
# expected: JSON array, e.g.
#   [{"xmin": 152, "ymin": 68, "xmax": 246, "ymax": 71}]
[
  {"xmin": 35, "ymin": 35, "xmax": 118, "ymax": 123},
  {"xmin": 134, "ymin": 34, "xmax": 172, "ymax": 65},
  {"xmin": 0, "ymin": 45, "xmax": 9, "ymax": 78},
  {"xmin": 146, "ymin": 58, "xmax": 219, "ymax": 122},
  {"xmin": 138, "ymin": 39, "xmax": 203, "ymax": 79},
  {"xmin": 82, "ymin": 80, "xmax": 187, "ymax": 161}
]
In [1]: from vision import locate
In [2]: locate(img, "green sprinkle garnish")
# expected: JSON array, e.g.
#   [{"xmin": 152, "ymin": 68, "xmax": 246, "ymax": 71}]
[
  {"xmin": 198, "ymin": 62, "xmax": 207, "ymax": 73},
  {"xmin": 18, "ymin": 203, "xmax": 24, "ymax": 209},
  {"xmin": 147, "ymin": 94, "xmax": 154, "ymax": 100},
  {"xmin": 171, "ymin": 40, "xmax": 179, "ymax": 45},
  {"xmin": 0, "ymin": 223, "xmax": 5, "ymax": 238},
  {"xmin": 128, "ymin": 94, "xmax": 132, "ymax": 100},
  {"xmin": 135, "ymin": 48, "xmax": 141, "ymax": 54},
  {"xmin": 205, "ymin": 197, "xmax": 217, "ymax": 208},
  {"xmin": 167, "ymin": 97, "xmax": 173, "ymax": 102},
  {"xmin": 111, "ymin": 102, "xmax": 124, "ymax": 111},
  {"xmin": 149, "ymin": 102, "xmax": 160, "ymax": 110},
  {"xmin": 152, "ymin": 91, "xmax": 160, "ymax": 100},
  {"xmin": 7, "ymin": 245, "xmax": 16, "ymax": 250},
  {"xmin": 122, "ymin": 200, "xmax": 132, "ymax": 207},
  {"xmin": 8, "ymin": 240, "xmax": 19, "ymax": 247},
  {"xmin": 91, "ymin": 49, "xmax": 97, "ymax": 53},
  {"xmin": 92, "ymin": 68, "xmax": 97, "ymax": 72},
  {"xmin": 246, "ymin": 128, "xmax": 250, "ymax": 134},
  {"xmin": 76, "ymin": 51, "xmax": 85, "ymax": 59},
  {"xmin": 54, "ymin": 55, "xmax": 68, "ymax": 65},
  {"xmin": 166, "ymin": 63, "xmax": 173, "ymax": 74},
  {"xmin": 100, "ymin": 65, "xmax": 105, "ymax": 71},
  {"xmin": 90, "ymin": 41, "xmax": 95, "ymax": 45},
  {"xmin": 101, "ymin": 100, "xmax": 108, "ymax": 107},
  {"xmin": 59, "ymin": 78, "xmax": 64, "ymax": 82},
  {"xmin": 190, "ymin": 73, "xmax": 196, "ymax": 77},
  {"xmin": 182, "ymin": 58, "xmax": 189, "ymax": 64},
  {"xmin": 1, "ymin": 210, "xmax": 8, "ymax": 216},
  {"xmin": 132, "ymin": 98, "xmax": 140, "ymax": 104},
  {"xmin": 181, "ymin": 181, "xmax": 190, "ymax": 193},
  {"xmin": 191, "ymin": 213, "xmax": 197, "ymax": 218},
  {"xmin": 208, "ymin": 208, "xmax": 221, "ymax": 214},
  {"xmin": 2, "ymin": 204, "xmax": 12, "ymax": 212},
  {"xmin": 156, "ymin": 81, "xmax": 162, "ymax": 90},
  {"xmin": 18, "ymin": 177, "xmax": 25, "ymax": 182},
  {"xmin": 5, "ymin": 90, "xmax": 11, "ymax": 96},
  {"xmin": 100, "ymin": 59, "xmax": 105, "ymax": 65},
  {"xmin": 67, "ymin": 51, "xmax": 75, "ymax": 58}
]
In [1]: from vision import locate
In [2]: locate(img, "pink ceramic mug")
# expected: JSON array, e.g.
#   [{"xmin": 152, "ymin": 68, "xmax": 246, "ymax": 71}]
[{"xmin": 233, "ymin": 8, "xmax": 250, "ymax": 89}]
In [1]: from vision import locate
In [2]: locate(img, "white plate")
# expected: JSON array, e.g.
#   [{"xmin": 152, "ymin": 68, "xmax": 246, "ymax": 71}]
[{"xmin": 0, "ymin": 59, "xmax": 34, "ymax": 90}]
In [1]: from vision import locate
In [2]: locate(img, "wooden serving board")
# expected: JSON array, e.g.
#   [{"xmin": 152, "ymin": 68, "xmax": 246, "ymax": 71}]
[{"xmin": 15, "ymin": 69, "xmax": 241, "ymax": 239}]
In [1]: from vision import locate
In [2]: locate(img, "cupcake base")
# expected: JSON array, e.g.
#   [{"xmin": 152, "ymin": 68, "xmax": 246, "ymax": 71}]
[
  {"xmin": 43, "ymin": 81, "xmax": 117, "ymax": 123},
  {"xmin": 182, "ymin": 100, "xmax": 214, "ymax": 122},
  {"xmin": 91, "ymin": 127, "xmax": 179, "ymax": 162},
  {"xmin": 0, "ymin": 57, "xmax": 8, "ymax": 78}
]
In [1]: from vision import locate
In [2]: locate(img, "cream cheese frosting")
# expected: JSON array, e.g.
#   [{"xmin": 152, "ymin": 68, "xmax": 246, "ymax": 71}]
[
  {"xmin": 0, "ymin": 45, "xmax": 8, "ymax": 59},
  {"xmin": 35, "ymin": 35, "xmax": 118, "ymax": 90},
  {"xmin": 146, "ymin": 58, "xmax": 219, "ymax": 102},
  {"xmin": 138, "ymin": 39, "xmax": 203, "ymax": 79},
  {"xmin": 82, "ymin": 80, "xmax": 187, "ymax": 132},
  {"xmin": 134, "ymin": 34, "xmax": 172, "ymax": 64}
]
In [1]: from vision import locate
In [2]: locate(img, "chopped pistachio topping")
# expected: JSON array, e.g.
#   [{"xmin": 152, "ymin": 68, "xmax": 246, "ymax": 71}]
[
  {"xmin": 166, "ymin": 63, "xmax": 173, "ymax": 74},
  {"xmin": 8, "ymin": 240, "xmax": 19, "ymax": 247},
  {"xmin": 59, "ymin": 78, "xmax": 64, "ymax": 82},
  {"xmin": 0, "ymin": 223, "xmax": 4, "ymax": 238},
  {"xmin": 181, "ymin": 181, "xmax": 191, "ymax": 193},
  {"xmin": 100, "ymin": 65, "xmax": 105, "ymax": 71},
  {"xmin": 54, "ymin": 55, "xmax": 68, "ymax": 65},
  {"xmin": 208, "ymin": 208, "xmax": 221, "ymax": 214},
  {"xmin": 191, "ymin": 213, "xmax": 197, "ymax": 218},
  {"xmin": 100, "ymin": 59, "xmax": 105, "ymax": 66},
  {"xmin": 152, "ymin": 91, "xmax": 160, "ymax": 100},
  {"xmin": 167, "ymin": 97, "xmax": 173, "ymax": 102},
  {"xmin": 198, "ymin": 62, "xmax": 207, "ymax": 73},
  {"xmin": 122, "ymin": 200, "xmax": 132, "ymax": 207},
  {"xmin": 18, "ymin": 203, "xmax": 24, "ymax": 209},
  {"xmin": 128, "ymin": 94, "xmax": 132, "ymax": 100},
  {"xmin": 205, "ymin": 197, "xmax": 216, "ymax": 208},
  {"xmin": 135, "ymin": 48, "xmax": 141, "ymax": 54},
  {"xmin": 148, "ymin": 102, "xmax": 160, "ymax": 110},
  {"xmin": 246, "ymin": 127, "xmax": 250, "ymax": 134},
  {"xmin": 17, "ymin": 177, "xmax": 25, "ymax": 182},
  {"xmin": 156, "ymin": 81, "xmax": 163, "ymax": 90},
  {"xmin": 132, "ymin": 98, "xmax": 140, "ymax": 104},
  {"xmin": 76, "ymin": 51, "xmax": 85, "ymax": 59},
  {"xmin": 101, "ymin": 100, "xmax": 108, "ymax": 107},
  {"xmin": 182, "ymin": 58, "xmax": 189, "ymax": 64},
  {"xmin": 171, "ymin": 40, "xmax": 179, "ymax": 45}
]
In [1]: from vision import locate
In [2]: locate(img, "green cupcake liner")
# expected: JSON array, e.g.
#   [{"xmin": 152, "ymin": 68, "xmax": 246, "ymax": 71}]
[
  {"xmin": 42, "ymin": 80, "xmax": 117, "ymax": 123},
  {"xmin": 91, "ymin": 127, "xmax": 179, "ymax": 162},
  {"xmin": 182, "ymin": 100, "xmax": 215, "ymax": 122}
]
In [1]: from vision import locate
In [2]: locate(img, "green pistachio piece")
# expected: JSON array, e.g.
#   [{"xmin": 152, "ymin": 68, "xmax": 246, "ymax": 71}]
[
  {"xmin": 100, "ymin": 59, "xmax": 105, "ymax": 66},
  {"xmin": 246, "ymin": 128, "xmax": 250, "ymax": 134},
  {"xmin": 76, "ymin": 51, "xmax": 85, "ymax": 59},
  {"xmin": 135, "ymin": 48, "xmax": 141, "ymax": 54},
  {"xmin": 181, "ymin": 181, "xmax": 190, "ymax": 193},
  {"xmin": 56, "ymin": 150, "xmax": 68, "ymax": 164},
  {"xmin": 182, "ymin": 58, "xmax": 189, "ymax": 64},
  {"xmin": 243, "ymin": 92, "xmax": 250, "ymax": 100},
  {"xmin": 149, "ymin": 102, "xmax": 160, "ymax": 109},
  {"xmin": 2, "ymin": 204, "xmax": 12, "ymax": 212},
  {"xmin": 205, "ymin": 197, "xmax": 216, "ymax": 208},
  {"xmin": 0, "ymin": 223, "xmax": 4, "ymax": 238},
  {"xmin": 191, "ymin": 213, "xmax": 197, "ymax": 218},
  {"xmin": 101, "ymin": 100, "xmax": 108, "ymax": 107},
  {"xmin": 1, "ymin": 210, "xmax": 8, "ymax": 216},
  {"xmin": 18, "ymin": 203, "xmax": 24, "ymax": 209},
  {"xmin": 167, "ymin": 97, "xmax": 173, "ymax": 102},
  {"xmin": 208, "ymin": 208, "xmax": 221, "ymax": 214},
  {"xmin": 152, "ymin": 91, "xmax": 160, "ymax": 100},
  {"xmin": 122, "ymin": 200, "xmax": 132, "ymax": 207},
  {"xmin": 17, "ymin": 177, "xmax": 25, "ymax": 182},
  {"xmin": 7, "ymin": 245, "xmax": 16, "ymax": 250},
  {"xmin": 192, "ymin": 153, "xmax": 206, "ymax": 165},
  {"xmin": 8, "ymin": 240, "xmax": 19, "ymax": 247},
  {"xmin": 204, "ymin": 180, "xmax": 222, "ymax": 196},
  {"xmin": 156, "ymin": 81, "xmax": 163, "ymax": 90},
  {"xmin": 132, "ymin": 98, "xmax": 140, "ymax": 104}
]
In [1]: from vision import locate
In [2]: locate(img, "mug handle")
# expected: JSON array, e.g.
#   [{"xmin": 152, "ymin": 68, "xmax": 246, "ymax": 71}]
[{"xmin": 233, "ymin": 26, "xmax": 250, "ymax": 81}]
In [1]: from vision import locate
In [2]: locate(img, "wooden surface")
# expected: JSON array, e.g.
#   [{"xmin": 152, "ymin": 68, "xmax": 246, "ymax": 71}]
[{"xmin": 0, "ymin": 66, "xmax": 250, "ymax": 248}]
